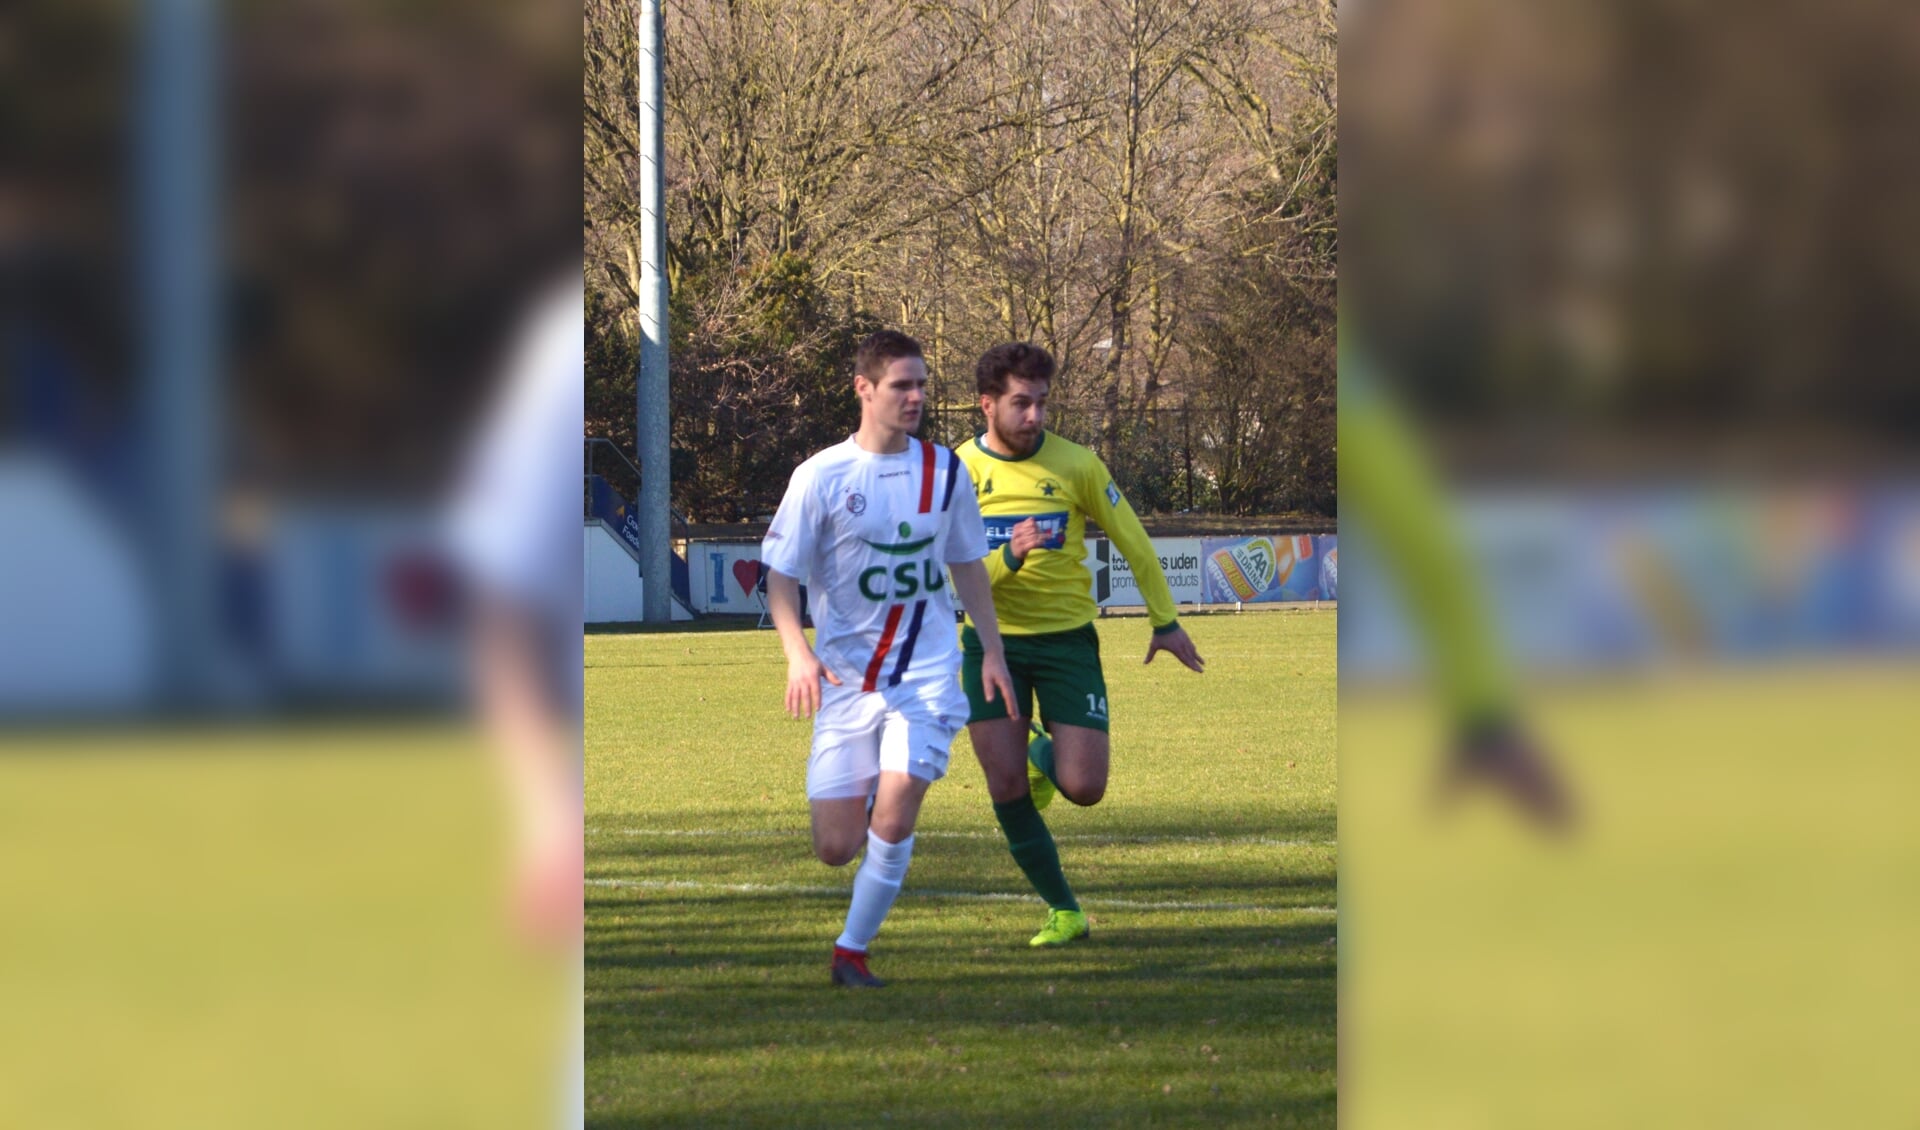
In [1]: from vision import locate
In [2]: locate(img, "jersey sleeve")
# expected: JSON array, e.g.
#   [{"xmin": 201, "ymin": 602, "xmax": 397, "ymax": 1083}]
[
  {"xmin": 941, "ymin": 449, "xmax": 990, "ymax": 565},
  {"xmin": 1084, "ymin": 458, "xmax": 1181, "ymax": 630},
  {"xmin": 760, "ymin": 462, "xmax": 819, "ymax": 582}
]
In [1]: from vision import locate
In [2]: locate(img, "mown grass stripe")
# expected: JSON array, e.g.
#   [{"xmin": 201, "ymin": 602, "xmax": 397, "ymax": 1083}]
[
  {"xmin": 590, "ymin": 827, "xmax": 1336, "ymax": 848},
  {"xmin": 588, "ymin": 876, "xmax": 1336, "ymax": 915}
]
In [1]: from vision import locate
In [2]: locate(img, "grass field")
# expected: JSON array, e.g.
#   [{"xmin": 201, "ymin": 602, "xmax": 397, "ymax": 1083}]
[
  {"xmin": 1342, "ymin": 665, "xmax": 1920, "ymax": 1129},
  {"xmin": 585, "ymin": 609, "xmax": 1337, "ymax": 1129},
  {"xmin": 0, "ymin": 724, "xmax": 564, "ymax": 1129}
]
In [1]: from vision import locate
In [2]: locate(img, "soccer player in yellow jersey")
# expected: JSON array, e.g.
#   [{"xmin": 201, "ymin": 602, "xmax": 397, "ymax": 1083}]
[{"xmin": 957, "ymin": 342, "xmax": 1205, "ymax": 947}]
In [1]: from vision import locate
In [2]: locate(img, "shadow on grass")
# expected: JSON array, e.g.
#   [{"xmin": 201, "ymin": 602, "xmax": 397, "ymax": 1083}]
[
  {"xmin": 587, "ymin": 835, "xmax": 1336, "ymax": 908},
  {"xmin": 587, "ymin": 900, "xmax": 1336, "ymax": 1128},
  {"xmin": 589, "ymin": 921, "xmax": 1334, "ymax": 995},
  {"xmin": 588, "ymin": 806, "xmax": 1340, "ymax": 843},
  {"xmin": 584, "ymin": 813, "xmax": 1338, "ymax": 1127},
  {"xmin": 588, "ymin": 902, "xmax": 1336, "ymax": 1039},
  {"xmin": 588, "ymin": 616, "xmax": 773, "ymax": 636},
  {"xmin": 589, "ymin": 1089, "xmax": 1333, "ymax": 1130}
]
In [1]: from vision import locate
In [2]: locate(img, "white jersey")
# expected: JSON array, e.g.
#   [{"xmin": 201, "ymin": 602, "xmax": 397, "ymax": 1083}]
[{"xmin": 762, "ymin": 436, "xmax": 985, "ymax": 692}]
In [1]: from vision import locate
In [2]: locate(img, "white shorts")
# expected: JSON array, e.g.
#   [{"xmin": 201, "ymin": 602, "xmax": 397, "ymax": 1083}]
[{"xmin": 807, "ymin": 675, "xmax": 969, "ymax": 800}]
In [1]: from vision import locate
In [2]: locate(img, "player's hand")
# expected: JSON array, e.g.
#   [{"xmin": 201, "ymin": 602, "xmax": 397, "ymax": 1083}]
[
  {"xmin": 1438, "ymin": 720, "xmax": 1577, "ymax": 834},
  {"xmin": 979, "ymin": 649, "xmax": 1016, "ymax": 708},
  {"xmin": 785, "ymin": 650, "xmax": 842, "ymax": 719},
  {"xmin": 1144, "ymin": 624, "xmax": 1205, "ymax": 673},
  {"xmin": 1007, "ymin": 517, "xmax": 1046, "ymax": 561}
]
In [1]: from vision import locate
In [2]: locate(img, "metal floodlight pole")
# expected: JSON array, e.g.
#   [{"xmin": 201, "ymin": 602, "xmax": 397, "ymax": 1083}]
[
  {"xmin": 140, "ymin": 0, "xmax": 223, "ymax": 704},
  {"xmin": 636, "ymin": 0, "xmax": 673, "ymax": 623}
]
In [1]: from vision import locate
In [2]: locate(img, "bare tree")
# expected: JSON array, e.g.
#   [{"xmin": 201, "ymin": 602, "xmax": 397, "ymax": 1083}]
[{"xmin": 584, "ymin": 0, "xmax": 1338, "ymax": 516}]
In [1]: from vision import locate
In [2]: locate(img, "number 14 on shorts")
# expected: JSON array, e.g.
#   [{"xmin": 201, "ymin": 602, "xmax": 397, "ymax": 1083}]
[{"xmin": 1084, "ymin": 694, "xmax": 1107, "ymax": 721}]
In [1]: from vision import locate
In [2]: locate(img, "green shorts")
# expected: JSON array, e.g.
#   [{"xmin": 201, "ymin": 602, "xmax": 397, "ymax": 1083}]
[{"xmin": 961, "ymin": 623, "xmax": 1110, "ymax": 733}]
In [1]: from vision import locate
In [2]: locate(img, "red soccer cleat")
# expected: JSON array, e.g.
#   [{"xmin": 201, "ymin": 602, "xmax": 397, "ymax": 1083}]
[{"xmin": 830, "ymin": 945, "xmax": 886, "ymax": 988}]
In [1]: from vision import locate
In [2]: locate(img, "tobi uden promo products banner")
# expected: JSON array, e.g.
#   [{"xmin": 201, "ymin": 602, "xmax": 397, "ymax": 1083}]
[{"xmin": 1086, "ymin": 538, "xmax": 1206, "ymax": 607}]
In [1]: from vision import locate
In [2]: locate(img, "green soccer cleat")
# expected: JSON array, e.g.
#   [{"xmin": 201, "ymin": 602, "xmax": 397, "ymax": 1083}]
[
  {"xmin": 1027, "ymin": 727, "xmax": 1057, "ymax": 811},
  {"xmin": 1027, "ymin": 762, "xmax": 1056, "ymax": 811},
  {"xmin": 1029, "ymin": 908, "xmax": 1090, "ymax": 947}
]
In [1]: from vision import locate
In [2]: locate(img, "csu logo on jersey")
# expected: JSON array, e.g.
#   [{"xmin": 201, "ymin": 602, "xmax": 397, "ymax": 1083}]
[
  {"xmin": 856, "ymin": 521, "xmax": 945, "ymax": 601},
  {"xmin": 858, "ymin": 560, "xmax": 947, "ymax": 600},
  {"xmin": 846, "ymin": 492, "xmax": 867, "ymax": 515}
]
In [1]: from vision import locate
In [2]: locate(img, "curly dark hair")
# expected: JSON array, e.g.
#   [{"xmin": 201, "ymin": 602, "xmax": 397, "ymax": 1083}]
[{"xmin": 974, "ymin": 342, "xmax": 1056, "ymax": 397}]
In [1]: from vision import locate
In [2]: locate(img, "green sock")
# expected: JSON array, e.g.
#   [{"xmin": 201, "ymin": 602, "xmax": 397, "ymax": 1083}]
[
  {"xmin": 1027, "ymin": 729, "xmax": 1058, "ymax": 787},
  {"xmin": 993, "ymin": 795, "xmax": 1079, "ymax": 912}
]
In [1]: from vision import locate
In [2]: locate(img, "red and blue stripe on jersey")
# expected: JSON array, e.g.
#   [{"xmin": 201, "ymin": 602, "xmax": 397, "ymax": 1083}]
[{"xmin": 860, "ymin": 440, "xmax": 961, "ymax": 691}]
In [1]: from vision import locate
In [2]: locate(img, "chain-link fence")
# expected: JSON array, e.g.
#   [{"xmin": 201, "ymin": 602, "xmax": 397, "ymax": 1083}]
[
  {"xmin": 921, "ymin": 403, "xmax": 1333, "ymax": 518},
  {"xmin": 590, "ymin": 400, "xmax": 1332, "ymax": 526}
]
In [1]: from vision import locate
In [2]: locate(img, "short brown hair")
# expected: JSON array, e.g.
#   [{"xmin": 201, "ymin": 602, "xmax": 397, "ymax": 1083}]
[
  {"xmin": 855, "ymin": 330, "xmax": 925, "ymax": 381},
  {"xmin": 975, "ymin": 342, "xmax": 1055, "ymax": 398}
]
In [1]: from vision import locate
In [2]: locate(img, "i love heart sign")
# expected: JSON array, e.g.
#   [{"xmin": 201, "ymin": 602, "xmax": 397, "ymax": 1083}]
[{"xmin": 732, "ymin": 558, "xmax": 764, "ymax": 598}]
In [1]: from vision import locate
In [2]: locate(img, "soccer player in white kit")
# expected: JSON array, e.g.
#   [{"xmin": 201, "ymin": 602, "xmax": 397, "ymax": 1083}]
[{"xmin": 762, "ymin": 330, "xmax": 1015, "ymax": 988}]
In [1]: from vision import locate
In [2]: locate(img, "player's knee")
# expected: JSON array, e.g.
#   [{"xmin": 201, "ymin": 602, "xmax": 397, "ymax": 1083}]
[
  {"xmin": 813, "ymin": 835, "xmax": 862, "ymax": 867},
  {"xmin": 1058, "ymin": 772, "xmax": 1106, "ymax": 805},
  {"xmin": 868, "ymin": 811, "xmax": 913, "ymax": 843},
  {"xmin": 985, "ymin": 766, "xmax": 1029, "ymax": 802},
  {"xmin": 1063, "ymin": 780, "xmax": 1106, "ymax": 806},
  {"xmin": 869, "ymin": 819, "xmax": 913, "ymax": 844},
  {"xmin": 816, "ymin": 845, "xmax": 860, "ymax": 867}
]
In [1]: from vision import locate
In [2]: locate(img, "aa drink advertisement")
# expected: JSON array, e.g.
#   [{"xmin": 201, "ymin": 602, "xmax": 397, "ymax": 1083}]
[
  {"xmin": 1085, "ymin": 535, "xmax": 1337, "ymax": 607},
  {"xmin": 1200, "ymin": 535, "xmax": 1338, "ymax": 604}
]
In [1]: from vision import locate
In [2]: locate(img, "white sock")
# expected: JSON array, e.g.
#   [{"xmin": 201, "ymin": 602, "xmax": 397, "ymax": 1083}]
[{"xmin": 835, "ymin": 829, "xmax": 915, "ymax": 952}]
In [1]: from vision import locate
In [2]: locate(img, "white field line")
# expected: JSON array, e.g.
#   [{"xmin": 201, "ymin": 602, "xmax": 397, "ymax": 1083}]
[
  {"xmin": 587, "ymin": 876, "xmax": 1335, "ymax": 916},
  {"xmin": 588, "ymin": 827, "xmax": 1334, "ymax": 849}
]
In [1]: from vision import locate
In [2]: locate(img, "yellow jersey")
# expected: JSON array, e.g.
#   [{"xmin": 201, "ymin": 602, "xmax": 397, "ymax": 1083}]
[{"xmin": 957, "ymin": 430, "xmax": 1180, "ymax": 635}]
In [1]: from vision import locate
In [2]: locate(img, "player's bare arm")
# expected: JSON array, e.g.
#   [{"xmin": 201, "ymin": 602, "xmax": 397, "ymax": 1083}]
[
  {"xmin": 949, "ymin": 559, "xmax": 1016, "ymax": 709},
  {"xmin": 1144, "ymin": 623, "xmax": 1206, "ymax": 673},
  {"xmin": 768, "ymin": 568, "xmax": 841, "ymax": 718},
  {"xmin": 472, "ymin": 595, "xmax": 585, "ymax": 945}
]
